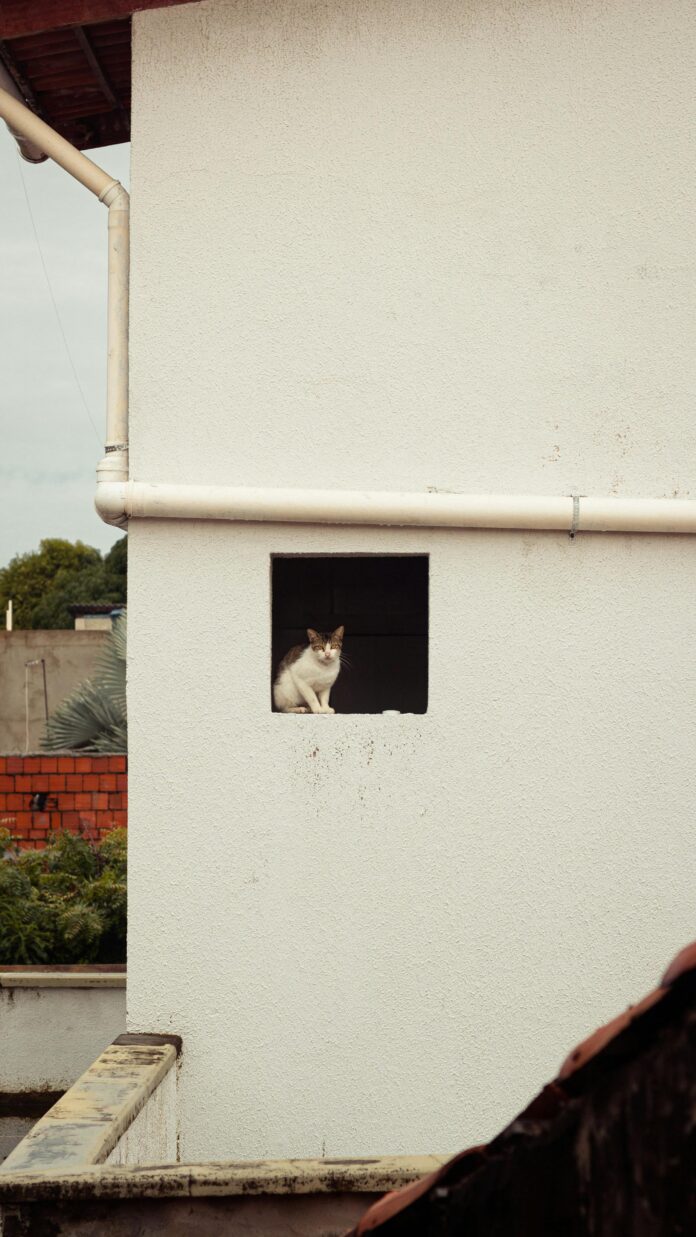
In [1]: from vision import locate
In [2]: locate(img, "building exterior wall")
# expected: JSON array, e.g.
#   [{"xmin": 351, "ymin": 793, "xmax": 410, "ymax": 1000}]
[
  {"xmin": 74, "ymin": 616, "xmax": 114, "ymax": 631},
  {"xmin": 0, "ymin": 631, "xmax": 109, "ymax": 754},
  {"xmin": 128, "ymin": 0, "xmax": 696, "ymax": 1160},
  {"xmin": 105, "ymin": 1065, "xmax": 178, "ymax": 1166},
  {"xmin": 0, "ymin": 755, "xmax": 127, "ymax": 848}
]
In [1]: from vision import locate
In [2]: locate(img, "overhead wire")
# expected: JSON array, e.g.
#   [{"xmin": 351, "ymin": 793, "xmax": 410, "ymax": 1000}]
[{"xmin": 14, "ymin": 149, "xmax": 102, "ymax": 446}]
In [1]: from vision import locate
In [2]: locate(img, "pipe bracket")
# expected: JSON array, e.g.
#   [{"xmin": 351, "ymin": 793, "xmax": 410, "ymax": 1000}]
[{"xmin": 569, "ymin": 495, "xmax": 581, "ymax": 538}]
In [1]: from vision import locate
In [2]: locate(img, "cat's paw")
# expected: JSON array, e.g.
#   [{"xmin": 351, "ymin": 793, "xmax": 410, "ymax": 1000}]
[{"xmin": 325, "ymin": 706, "xmax": 335, "ymax": 714}]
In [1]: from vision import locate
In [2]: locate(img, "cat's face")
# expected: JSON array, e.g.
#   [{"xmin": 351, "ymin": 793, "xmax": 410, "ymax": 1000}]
[{"xmin": 307, "ymin": 626, "xmax": 344, "ymax": 663}]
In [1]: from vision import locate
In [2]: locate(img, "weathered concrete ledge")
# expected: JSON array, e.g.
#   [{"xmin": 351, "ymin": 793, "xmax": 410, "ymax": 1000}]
[
  {"xmin": 0, "ymin": 1035, "xmax": 179, "ymax": 1174},
  {"xmin": 0, "ymin": 1031, "xmax": 439, "ymax": 1233},
  {"xmin": 0, "ymin": 1155, "xmax": 443, "ymax": 1202},
  {"xmin": 0, "ymin": 970, "xmax": 126, "ymax": 990}
]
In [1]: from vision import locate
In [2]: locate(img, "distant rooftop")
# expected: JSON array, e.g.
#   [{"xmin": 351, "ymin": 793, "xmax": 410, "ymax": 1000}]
[
  {"xmin": 68, "ymin": 603, "xmax": 123, "ymax": 616},
  {"xmin": 68, "ymin": 602, "xmax": 123, "ymax": 630}
]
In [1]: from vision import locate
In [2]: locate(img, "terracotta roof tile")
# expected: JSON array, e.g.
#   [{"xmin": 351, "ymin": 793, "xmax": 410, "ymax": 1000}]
[
  {"xmin": 557, "ymin": 985, "xmax": 665, "ymax": 1081},
  {"xmin": 661, "ymin": 940, "xmax": 696, "ymax": 986},
  {"xmin": 354, "ymin": 1147, "xmax": 486, "ymax": 1234}
]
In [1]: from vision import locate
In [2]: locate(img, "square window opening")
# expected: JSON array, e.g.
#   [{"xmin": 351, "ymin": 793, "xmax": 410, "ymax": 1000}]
[{"xmin": 272, "ymin": 555, "xmax": 428, "ymax": 715}]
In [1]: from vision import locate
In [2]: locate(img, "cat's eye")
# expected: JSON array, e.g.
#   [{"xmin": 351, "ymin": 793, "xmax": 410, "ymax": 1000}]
[{"xmin": 272, "ymin": 555, "xmax": 428, "ymax": 714}]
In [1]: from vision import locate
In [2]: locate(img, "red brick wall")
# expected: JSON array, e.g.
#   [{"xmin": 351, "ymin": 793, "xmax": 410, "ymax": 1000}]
[{"xmin": 0, "ymin": 755, "xmax": 127, "ymax": 849}]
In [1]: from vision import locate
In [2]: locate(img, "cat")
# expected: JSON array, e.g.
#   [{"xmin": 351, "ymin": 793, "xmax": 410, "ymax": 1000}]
[{"xmin": 273, "ymin": 626, "xmax": 345, "ymax": 714}]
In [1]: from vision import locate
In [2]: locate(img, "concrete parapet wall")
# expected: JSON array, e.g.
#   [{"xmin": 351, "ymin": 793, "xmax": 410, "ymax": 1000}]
[
  {"xmin": 0, "ymin": 971, "xmax": 126, "ymax": 1094},
  {"xmin": 0, "ymin": 1034, "xmax": 178, "ymax": 1175},
  {"xmin": 0, "ymin": 1193, "xmax": 388, "ymax": 1234},
  {"xmin": 0, "ymin": 1151, "xmax": 438, "ymax": 1235}
]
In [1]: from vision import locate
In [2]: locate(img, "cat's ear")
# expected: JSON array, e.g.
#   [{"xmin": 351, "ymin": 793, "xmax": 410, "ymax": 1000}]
[
  {"xmin": 332, "ymin": 625, "xmax": 345, "ymax": 641},
  {"xmin": 307, "ymin": 628, "xmax": 319, "ymax": 643}
]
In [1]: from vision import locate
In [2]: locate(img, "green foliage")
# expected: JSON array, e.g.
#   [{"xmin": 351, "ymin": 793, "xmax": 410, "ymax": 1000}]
[
  {"xmin": 0, "ymin": 536, "xmax": 127, "ymax": 629},
  {"xmin": 103, "ymin": 535, "xmax": 127, "ymax": 589},
  {"xmin": 45, "ymin": 828, "xmax": 99, "ymax": 880},
  {"xmin": 96, "ymin": 826, "xmax": 127, "ymax": 879},
  {"xmin": 0, "ymin": 828, "xmax": 126, "ymax": 965},
  {"xmin": 42, "ymin": 614, "xmax": 127, "ymax": 753},
  {"xmin": 56, "ymin": 903, "xmax": 104, "ymax": 961}
]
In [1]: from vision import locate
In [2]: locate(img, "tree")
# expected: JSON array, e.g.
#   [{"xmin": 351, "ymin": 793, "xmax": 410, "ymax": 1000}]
[
  {"xmin": 0, "ymin": 536, "xmax": 127, "ymax": 629},
  {"xmin": 103, "ymin": 534, "xmax": 127, "ymax": 586}
]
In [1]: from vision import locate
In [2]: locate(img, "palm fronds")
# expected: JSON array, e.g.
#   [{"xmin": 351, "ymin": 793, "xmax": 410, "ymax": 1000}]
[{"xmin": 42, "ymin": 614, "xmax": 127, "ymax": 753}]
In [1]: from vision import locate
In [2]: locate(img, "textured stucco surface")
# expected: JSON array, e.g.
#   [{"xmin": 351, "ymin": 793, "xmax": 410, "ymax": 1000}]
[
  {"xmin": 128, "ymin": 0, "xmax": 696, "ymax": 1161},
  {"xmin": 107, "ymin": 1066, "xmax": 177, "ymax": 1166},
  {"xmin": 130, "ymin": 0, "xmax": 696, "ymax": 497},
  {"xmin": 127, "ymin": 522, "xmax": 696, "ymax": 1160}
]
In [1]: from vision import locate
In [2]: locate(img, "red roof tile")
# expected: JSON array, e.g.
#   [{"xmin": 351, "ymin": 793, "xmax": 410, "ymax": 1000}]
[
  {"xmin": 662, "ymin": 940, "xmax": 696, "ymax": 987},
  {"xmin": 557, "ymin": 985, "xmax": 665, "ymax": 1081}
]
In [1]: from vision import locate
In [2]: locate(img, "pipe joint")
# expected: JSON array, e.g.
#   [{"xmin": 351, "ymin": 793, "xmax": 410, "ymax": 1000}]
[
  {"xmin": 7, "ymin": 124, "xmax": 46, "ymax": 164},
  {"xmin": 97, "ymin": 450, "xmax": 129, "ymax": 486},
  {"xmin": 95, "ymin": 476, "xmax": 129, "ymax": 528},
  {"xmin": 102, "ymin": 181, "xmax": 130, "ymax": 211}
]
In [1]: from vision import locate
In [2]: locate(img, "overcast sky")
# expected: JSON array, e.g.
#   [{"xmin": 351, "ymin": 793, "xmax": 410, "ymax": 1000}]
[{"xmin": 0, "ymin": 125, "xmax": 131, "ymax": 568}]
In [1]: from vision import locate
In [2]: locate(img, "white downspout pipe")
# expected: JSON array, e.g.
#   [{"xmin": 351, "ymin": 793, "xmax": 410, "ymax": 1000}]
[
  {"xmin": 3, "ymin": 87, "xmax": 696, "ymax": 538},
  {"xmin": 0, "ymin": 85, "xmax": 129, "ymax": 501}
]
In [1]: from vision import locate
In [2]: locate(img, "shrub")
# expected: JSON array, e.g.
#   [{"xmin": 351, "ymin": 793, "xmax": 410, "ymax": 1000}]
[{"xmin": 0, "ymin": 828, "xmax": 126, "ymax": 965}]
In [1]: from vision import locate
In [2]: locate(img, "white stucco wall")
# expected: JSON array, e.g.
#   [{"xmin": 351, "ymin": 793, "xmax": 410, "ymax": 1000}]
[
  {"xmin": 127, "ymin": 0, "xmax": 696, "ymax": 1160},
  {"xmin": 106, "ymin": 1064, "xmax": 178, "ymax": 1166}
]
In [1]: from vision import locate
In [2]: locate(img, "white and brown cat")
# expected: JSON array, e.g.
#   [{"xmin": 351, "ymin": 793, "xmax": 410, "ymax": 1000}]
[{"xmin": 273, "ymin": 626, "xmax": 344, "ymax": 714}]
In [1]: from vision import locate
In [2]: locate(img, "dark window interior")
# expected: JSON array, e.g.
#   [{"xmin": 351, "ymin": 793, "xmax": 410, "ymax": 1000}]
[{"xmin": 272, "ymin": 556, "xmax": 428, "ymax": 714}]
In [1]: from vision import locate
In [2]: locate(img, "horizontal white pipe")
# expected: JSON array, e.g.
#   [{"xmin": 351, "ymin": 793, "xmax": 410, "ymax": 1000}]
[
  {"xmin": 94, "ymin": 481, "xmax": 696, "ymax": 534},
  {"xmin": 0, "ymin": 85, "xmax": 129, "ymax": 481},
  {"xmin": 577, "ymin": 496, "xmax": 696, "ymax": 534}
]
